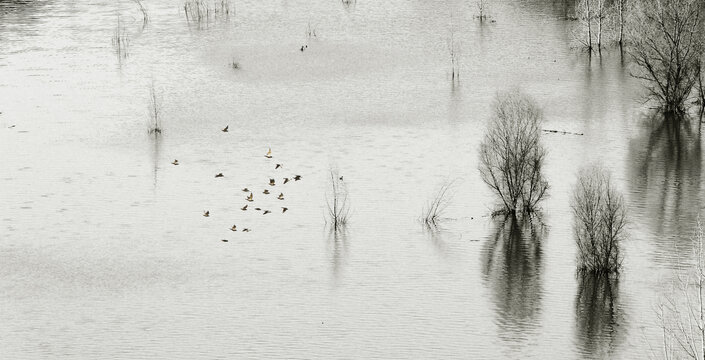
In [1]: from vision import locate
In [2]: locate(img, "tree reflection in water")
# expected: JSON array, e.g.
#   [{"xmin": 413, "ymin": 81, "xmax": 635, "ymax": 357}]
[
  {"xmin": 482, "ymin": 214, "xmax": 545, "ymax": 345},
  {"xmin": 574, "ymin": 273, "xmax": 625, "ymax": 359},
  {"xmin": 627, "ymin": 113, "xmax": 703, "ymax": 265},
  {"xmin": 327, "ymin": 227, "xmax": 349, "ymax": 286}
]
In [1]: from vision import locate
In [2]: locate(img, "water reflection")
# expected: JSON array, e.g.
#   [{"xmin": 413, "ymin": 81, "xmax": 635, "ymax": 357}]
[
  {"xmin": 574, "ymin": 273, "xmax": 625, "ymax": 358},
  {"xmin": 327, "ymin": 228, "xmax": 349, "ymax": 286},
  {"xmin": 482, "ymin": 214, "xmax": 545, "ymax": 344},
  {"xmin": 627, "ymin": 113, "xmax": 704, "ymax": 264}
]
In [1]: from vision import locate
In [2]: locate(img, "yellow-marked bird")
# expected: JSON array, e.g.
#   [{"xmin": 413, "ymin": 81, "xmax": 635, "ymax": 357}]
[
  {"xmin": 277, "ymin": 193, "xmax": 284, "ymax": 200},
  {"xmin": 246, "ymin": 193, "xmax": 254, "ymax": 202},
  {"xmin": 203, "ymin": 211, "xmax": 210, "ymax": 217},
  {"xmin": 264, "ymin": 148, "xmax": 272, "ymax": 159},
  {"xmin": 230, "ymin": 225, "xmax": 237, "ymax": 231}
]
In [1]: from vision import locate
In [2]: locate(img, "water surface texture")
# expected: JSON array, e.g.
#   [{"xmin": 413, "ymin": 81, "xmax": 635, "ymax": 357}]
[{"xmin": 1, "ymin": 0, "xmax": 704, "ymax": 358}]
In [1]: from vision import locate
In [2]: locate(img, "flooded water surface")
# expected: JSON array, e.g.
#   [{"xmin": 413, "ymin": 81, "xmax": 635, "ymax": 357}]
[{"xmin": 1, "ymin": 0, "xmax": 704, "ymax": 358}]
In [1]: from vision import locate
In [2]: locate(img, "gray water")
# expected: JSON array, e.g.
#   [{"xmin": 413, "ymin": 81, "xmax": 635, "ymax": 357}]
[{"xmin": 1, "ymin": 0, "xmax": 704, "ymax": 358}]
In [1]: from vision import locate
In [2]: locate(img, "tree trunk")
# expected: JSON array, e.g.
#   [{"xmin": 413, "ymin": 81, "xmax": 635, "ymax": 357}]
[{"xmin": 586, "ymin": 0, "xmax": 593, "ymax": 51}]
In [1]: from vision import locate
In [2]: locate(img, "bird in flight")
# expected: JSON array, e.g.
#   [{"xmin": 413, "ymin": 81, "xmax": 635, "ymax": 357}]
[
  {"xmin": 203, "ymin": 211, "xmax": 210, "ymax": 217},
  {"xmin": 172, "ymin": 160, "xmax": 179, "ymax": 165},
  {"xmin": 222, "ymin": 125, "xmax": 229, "ymax": 132},
  {"xmin": 215, "ymin": 173, "xmax": 224, "ymax": 178},
  {"xmin": 265, "ymin": 148, "xmax": 272, "ymax": 158}
]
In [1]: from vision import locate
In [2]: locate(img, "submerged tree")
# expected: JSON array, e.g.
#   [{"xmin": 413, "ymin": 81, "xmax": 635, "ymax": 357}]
[
  {"xmin": 147, "ymin": 81, "xmax": 162, "ymax": 135},
  {"xmin": 447, "ymin": 13, "xmax": 461, "ymax": 83},
  {"xmin": 571, "ymin": 165, "xmax": 627, "ymax": 274},
  {"xmin": 479, "ymin": 89, "xmax": 549, "ymax": 215},
  {"xmin": 630, "ymin": 0, "xmax": 704, "ymax": 115},
  {"xmin": 326, "ymin": 168, "xmax": 350, "ymax": 231},
  {"xmin": 573, "ymin": 0, "xmax": 607, "ymax": 53}
]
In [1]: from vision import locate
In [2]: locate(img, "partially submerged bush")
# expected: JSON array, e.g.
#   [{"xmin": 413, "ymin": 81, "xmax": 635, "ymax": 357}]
[
  {"xmin": 571, "ymin": 165, "xmax": 627, "ymax": 274},
  {"xmin": 326, "ymin": 169, "xmax": 349, "ymax": 231},
  {"xmin": 421, "ymin": 181, "xmax": 453, "ymax": 228},
  {"xmin": 147, "ymin": 82, "xmax": 162, "ymax": 135},
  {"xmin": 184, "ymin": 0, "xmax": 231, "ymax": 28},
  {"xmin": 479, "ymin": 89, "xmax": 549, "ymax": 214},
  {"xmin": 630, "ymin": 0, "xmax": 704, "ymax": 115}
]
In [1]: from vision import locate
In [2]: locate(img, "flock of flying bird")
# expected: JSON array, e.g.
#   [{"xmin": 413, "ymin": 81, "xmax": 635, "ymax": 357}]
[{"xmin": 171, "ymin": 125, "xmax": 302, "ymax": 242}]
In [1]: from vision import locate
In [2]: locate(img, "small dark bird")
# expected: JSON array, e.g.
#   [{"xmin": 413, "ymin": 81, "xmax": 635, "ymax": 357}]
[
  {"xmin": 265, "ymin": 148, "xmax": 272, "ymax": 158},
  {"xmin": 172, "ymin": 160, "xmax": 179, "ymax": 165},
  {"xmin": 221, "ymin": 239, "xmax": 229, "ymax": 242},
  {"xmin": 275, "ymin": 164, "xmax": 282, "ymax": 169},
  {"xmin": 269, "ymin": 178, "xmax": 275, "ymax": 186},
  {"xmin": 215, "ymin": 173, "xmax": 224, "ymax": 178},
  {"xmin": 263, "ymin": 210, "xmax": 271, "ymax": 215},
  {"xmin": 277, "ymin": 193, "xmax": 284, "ymax": 200},
  {"xmin": 241, "ymin": 205, "xmax": 248, "ymax": 211},
  {"xmin": 282, "ymin": 207, "xmax": 288, "ymax": 213},
  {"xmin": 8, "ymin": 125, "xmax": 15, "ymax": 128},
  {"xmin": 254, "ymin": 207, "xmax": 261, "ymax": 211},
  {"xmin": 230, "ymin": 225, "xmax": 237, "ymax": 231},
  {"xmin": 242, "ymin": 228, "xmax": 251, "ymax": 232},
  {"xmin": 246, "ymin": 193, "xmax": 254, "ymax": 202},
  {"xmin": 263, "ymin": 189, "xmax": 270, "ymax": 194},
  {"xmin": 293, "ymin": 175, "xmax": 302, "ymax": 181},
  {"xmin": 300, "ymin": 46, "xmax": 305, "ymax": 52},
  {"xmin": 242, "ymin": 188, "xmax": 249, "ymax": 192},
  {"xmin": 203, "ymin": 211, "xmax": 210, "ymax": 217},
  {"xmin": 339, "ymin": 176, "xmax": 343, "ymax": 181},
  {"xmin": 283, "ymin": 177, "xmax": 290, "ymax": 184},
  {"xmin": 222, "ymin": 125, "xmax": 229, "ymax": 132}
]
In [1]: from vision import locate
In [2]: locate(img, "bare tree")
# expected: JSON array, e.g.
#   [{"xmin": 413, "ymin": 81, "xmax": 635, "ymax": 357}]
[
  {"xmin": 616, "ymin": 0, "xmax": 627, "ymax": 48},
  {"xmin": 447, "ymin": 13, "xmax": 461, "ymax": 83},
  {"xmin": 476, "ymin": 0, "xmax": 489, "ymax": 22},
  {"xmin": 629, "ymin": 0, "xmax": 704, "ymax": 115},
  {"xmin": 479, "ymin": 89, "xmax": 549, "ymax": 215},
  {"xmin": 656, "ymin": 217, "xmax": 705, "ymax": 359},
  {"xmin": 111, "ymin": 16, "xmax": 129, "ymax": 59},
  {"xmin": 147, "ymin": 81, "xmax": 162, "ymax": 135},
  {"xmin": 326, "ymin": 168, "xmax": 349, "ymax": 231},
  {"xmin": 421, "ymin": 181, "xmax": 454, "ymax": 228},
  {"xmin": 571, "ymin": 165, "xmax": 627, "ymax": 274},
  {"xmin": 575, "ymin": 0, "xmax": 594, "ymax": 51},
  {"xmin": 574, "ymin": 0, "xmax": 607, "ymax": 53}
]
